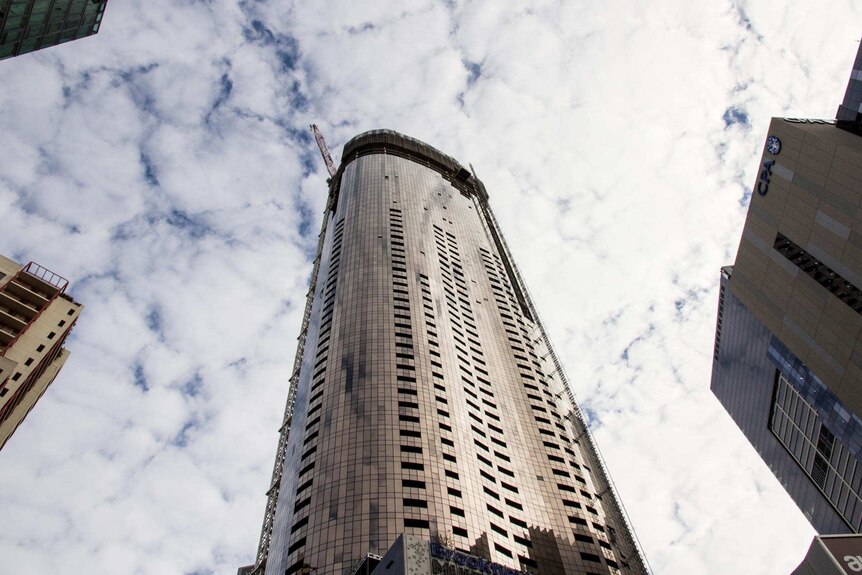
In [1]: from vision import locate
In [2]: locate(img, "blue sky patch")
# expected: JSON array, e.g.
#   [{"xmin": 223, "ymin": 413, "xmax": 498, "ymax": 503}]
[{"xmin": 722, "ymin": 106, "xmax": 750, "ymax": 128}]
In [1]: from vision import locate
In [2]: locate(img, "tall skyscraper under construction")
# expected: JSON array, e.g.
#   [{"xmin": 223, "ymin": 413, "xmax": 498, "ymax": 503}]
[
  {"xmin": 0, "ymin": 0, "xmax": 108, "ymax": 62},
  {"xmin": 0, "ymin": 255, "xmax": 82, "ymax": 449},
  {"xmin": 243, "ymin": 130, "xmax": 649, "ymax": 575},
  {"xmin": 711, "ymin": 43, "xmax": 862, "ymax": 535}
]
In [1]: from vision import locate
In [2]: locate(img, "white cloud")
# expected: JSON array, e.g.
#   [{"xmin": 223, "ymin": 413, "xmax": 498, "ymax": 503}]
[{"xmin": 0, "ymin": 0, "xmax": 858, "ymax": 573}]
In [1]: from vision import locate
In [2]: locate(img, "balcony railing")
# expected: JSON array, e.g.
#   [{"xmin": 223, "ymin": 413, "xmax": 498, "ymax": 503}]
[{"xmin": 22, "ymin": 262, "xmax": 68, "ymax": 293}]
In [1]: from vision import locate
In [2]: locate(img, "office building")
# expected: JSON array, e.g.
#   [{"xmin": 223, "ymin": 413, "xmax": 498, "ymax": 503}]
[
  {"xmin": 0, "ymin": 255, "xmax": 82, "ymax": 449},
  {"xmin": 711, "ymin": 45, "xmax": 862, "ymax": 534},
  {"xmin": 0, "ymin": 0, "xmax": 108, "ymax": 62},
  {"xmin": 243, "ymin": 130, "xmax": 649, "ymax": 575}
]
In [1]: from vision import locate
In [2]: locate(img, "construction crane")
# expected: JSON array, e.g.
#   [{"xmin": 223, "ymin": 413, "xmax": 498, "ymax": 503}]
[{"xmin": 310, "ymin": 124, "xmax": 337, "ymax": 178}]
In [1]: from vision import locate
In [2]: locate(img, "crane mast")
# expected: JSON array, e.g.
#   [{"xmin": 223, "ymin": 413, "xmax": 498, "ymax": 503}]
[{"xmin": 310, "ymin": 124, "xmax": 337, "ymax": 178}]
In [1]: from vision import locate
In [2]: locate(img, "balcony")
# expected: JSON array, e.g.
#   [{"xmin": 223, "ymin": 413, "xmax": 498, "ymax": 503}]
[
  {"xmin": 0, "ymin": 324, "xmax": 16, "ymax": 348},
  {"xmin": 0, "ymin": 308, "xmax": 26, "ymax": 333},
  {"xmin": 2, "ymin": 280, "xmax": 49, "ymax": 311},
  {"xmin": 0, "ymin": 291, "xmax": 38, "ymax": 322}
]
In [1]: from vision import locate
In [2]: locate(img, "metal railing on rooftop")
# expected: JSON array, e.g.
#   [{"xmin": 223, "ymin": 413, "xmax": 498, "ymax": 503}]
[{"xmin": 22, "ymin": 262, "xmax": 68, "ymax": 293}]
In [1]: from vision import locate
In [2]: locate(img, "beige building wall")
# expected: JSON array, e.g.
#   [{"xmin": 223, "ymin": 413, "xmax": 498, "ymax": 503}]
[
  {"xmin": 729, "ymin": 118, "xmax": 862, "ymax": 416},
  {"xmin": 0, "ymin": 255, "xmax": 82, "ymax": 449}
]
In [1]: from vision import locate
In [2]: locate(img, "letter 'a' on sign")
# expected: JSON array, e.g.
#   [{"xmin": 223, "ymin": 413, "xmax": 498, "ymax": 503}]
[{"xmin": 845, "ymin": 555, "xmax": 862, "ymax": 572}]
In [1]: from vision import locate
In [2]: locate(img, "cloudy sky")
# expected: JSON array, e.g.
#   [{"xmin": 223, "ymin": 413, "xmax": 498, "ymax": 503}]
[{"xmin": 0, "ymin": 1, "xmax": 860, "ymax": 573}]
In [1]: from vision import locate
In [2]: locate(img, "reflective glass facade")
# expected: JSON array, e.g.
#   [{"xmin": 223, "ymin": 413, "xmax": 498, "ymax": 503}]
[
  {"xmin": 711, "ymin": 270, "xmax": 855, "ymax": 533},
  {"xmin": 838, "ymin": 43, "xmax": 862, "ymax": 135},
  {"xmin": 771, "ymin": 373, "xmax": 862, "ymax": 531},
  {"xmin": 768, "ymin": 338, "xmax": 862, "ymax": 459},
  {"xmin": 247, "ymin": 131, "xmax": 648, "ymax": 575},
  {"xmin": 0, "ymin": 0, "xmax": 107, "ymax": 61}
]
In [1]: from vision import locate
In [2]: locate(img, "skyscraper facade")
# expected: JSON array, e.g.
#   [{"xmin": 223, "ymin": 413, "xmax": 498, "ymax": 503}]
[
  {"xmin": 0, "ymin": 255, "xmax": 82, "ymax": 449},
  {"xmin": 0, "ymin": 0, "xmax": 108, "ymax": 62},
  {"xmin": 246, "ymin": 130, "xmax": 648, "ymax": 575},
  {"xmin": 711, "ymin": 45, "xmax": 862, "ymax": 534},
  {"xmin": 837, "ymin": 42, "xmax": 862, "ymax": 135}
]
